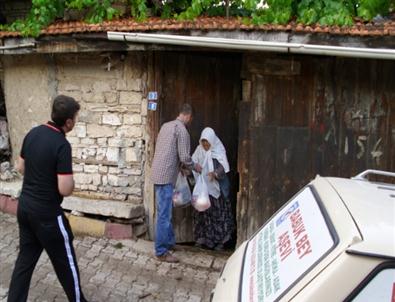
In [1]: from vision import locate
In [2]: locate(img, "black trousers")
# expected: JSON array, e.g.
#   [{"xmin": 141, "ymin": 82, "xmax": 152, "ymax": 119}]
[{"xmin": 7, "ymin": 207, "xmax": 87, "ymax": 302}]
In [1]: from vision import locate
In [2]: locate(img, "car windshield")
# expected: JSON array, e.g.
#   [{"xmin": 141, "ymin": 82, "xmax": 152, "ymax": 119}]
[{"xmin": 240, "ymin": 186, "xmax": 337, "ymax": 302}]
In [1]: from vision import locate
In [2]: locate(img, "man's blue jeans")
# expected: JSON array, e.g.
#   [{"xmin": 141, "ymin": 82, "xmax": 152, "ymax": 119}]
[{"xmin": 154, "ymin": 184, "xmax": 175, "ymax": 256}]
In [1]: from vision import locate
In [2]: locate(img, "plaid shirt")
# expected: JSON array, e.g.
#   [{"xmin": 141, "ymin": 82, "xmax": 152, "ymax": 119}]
[{"xmin": 151, "ymin": 118, "xmax": 194, "ymax": 185}]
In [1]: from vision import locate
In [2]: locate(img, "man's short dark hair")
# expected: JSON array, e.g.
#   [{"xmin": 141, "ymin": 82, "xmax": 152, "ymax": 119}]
[
  {"xmin": 179, "ymin": 103, "xmax": 194, "ymax": 116},
  {"xmin": 51, "ymin": 95, "xmax": 80, "ymax": 127}
]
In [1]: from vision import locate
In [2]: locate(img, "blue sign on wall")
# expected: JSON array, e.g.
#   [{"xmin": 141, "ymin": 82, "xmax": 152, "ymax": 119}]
[
  {"xmin": 148, "ymin": 101, "xmax": 157, "ymax": 111},
  {"xmin": 148, "ymin": 91, "xmax": 158, "ymax": 101}
]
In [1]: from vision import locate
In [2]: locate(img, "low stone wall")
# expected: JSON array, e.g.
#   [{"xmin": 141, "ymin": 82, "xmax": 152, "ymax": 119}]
[{"xmin": 0, "ymin": 193, "xmax": 143, "ymax": 239}]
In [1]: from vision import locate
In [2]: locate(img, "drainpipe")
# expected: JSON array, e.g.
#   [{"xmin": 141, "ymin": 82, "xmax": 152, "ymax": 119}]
[{"xmin": 107, "ymin": 32, "xmax": 395, "ymax": 60}]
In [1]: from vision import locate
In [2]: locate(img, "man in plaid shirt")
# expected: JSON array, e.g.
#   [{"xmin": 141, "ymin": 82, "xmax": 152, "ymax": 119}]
[{"xmin": 151, "ymin": 103, "xmax": 201, "ymax": 263}]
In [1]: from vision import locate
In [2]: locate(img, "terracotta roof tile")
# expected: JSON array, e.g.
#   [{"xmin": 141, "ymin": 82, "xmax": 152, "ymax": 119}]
[{"xmin": 1, "ymin": 16, "xmax": 395, "ymax": 38}]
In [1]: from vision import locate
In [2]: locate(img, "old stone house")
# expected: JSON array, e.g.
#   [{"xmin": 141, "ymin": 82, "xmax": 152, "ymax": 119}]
[{"xmin": 0, "ymin": 5, "xmax": 394, "ymax": 245}]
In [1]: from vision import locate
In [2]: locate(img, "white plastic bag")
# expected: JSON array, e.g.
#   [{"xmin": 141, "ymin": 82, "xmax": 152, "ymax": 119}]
[
  {"xmin": 172, "ymin": 172, "xmax": 192, "ymax": 207},
  {"xmin": 191, "ymin": 174, "xmax": 211, "ymax": 212}
]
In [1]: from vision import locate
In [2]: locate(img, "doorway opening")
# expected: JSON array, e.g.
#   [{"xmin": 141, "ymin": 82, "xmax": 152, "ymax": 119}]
[{"xmin": 152, "ymin": 51, "xmax": 241, "ymax": 250}]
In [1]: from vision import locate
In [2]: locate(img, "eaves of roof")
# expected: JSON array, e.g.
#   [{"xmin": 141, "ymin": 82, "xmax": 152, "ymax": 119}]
[{"xmin": 0, "ymin": 16, "xmax": 395, "ymax": 38}]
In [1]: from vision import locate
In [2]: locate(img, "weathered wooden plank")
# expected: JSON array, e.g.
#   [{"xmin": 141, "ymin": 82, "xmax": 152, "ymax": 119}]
[
  {"xmin": 236, "ymin": 99, "xmax": 251, "ymax": 246},
  {"xmin": 247, "ymin": 56, "xmax": 301, "ymax": 76},
  {"xmin": 239, "ymin": 53, "xmax": 395, "ymax": 244},
  {"xmin": 145, "ymin": 51, "xmax": 160, "ymax": 239},
  {"xmin": 275, "ymin": 127, "xmax": 310, "ymax": 205}
]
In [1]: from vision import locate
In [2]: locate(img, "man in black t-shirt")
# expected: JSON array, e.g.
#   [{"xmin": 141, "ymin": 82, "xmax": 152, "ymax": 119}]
[{"xmin": 8, "ymin": 95, "xmax": 87, "ymax": 302}]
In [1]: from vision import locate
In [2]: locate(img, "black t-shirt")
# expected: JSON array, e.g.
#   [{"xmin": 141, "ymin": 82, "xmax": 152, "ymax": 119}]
[{"xmin": 19, "ymin": 122, "xmax": 73, "ymax": 216}]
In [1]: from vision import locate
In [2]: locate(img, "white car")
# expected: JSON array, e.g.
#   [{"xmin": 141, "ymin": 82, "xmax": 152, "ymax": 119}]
[{"xmin": 212, "ymin": 170, "xmax": 395, "ymax": 302}]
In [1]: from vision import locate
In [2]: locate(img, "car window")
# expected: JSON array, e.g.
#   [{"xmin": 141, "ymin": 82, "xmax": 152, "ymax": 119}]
[
  {"xmin": 240, "ymin": 186, "xmax": 337, "ymax": 302},
  {"xmin": 350, "ymin": 267, "xmax": 395, "ymax": 302}
]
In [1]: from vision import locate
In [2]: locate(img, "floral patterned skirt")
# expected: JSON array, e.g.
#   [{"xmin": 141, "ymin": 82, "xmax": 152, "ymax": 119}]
[{"xmin": 193, "ymin": 194, "xmax": 235, "ymax": 249}]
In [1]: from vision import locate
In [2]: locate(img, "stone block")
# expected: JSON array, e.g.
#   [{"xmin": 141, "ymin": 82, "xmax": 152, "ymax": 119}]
[
  {"xmin": 98, "ymin": 166, "xmax": 108, "ymax": 174},
  {"xmin": 92, "ymin": 174, "xmax": 102, "ymax": 186},
  {"xmin": 117, "ymin": 186, "xmax": 142, "ymax": 196},
  {"xmin": 84, "ymin": 165, "xmax": 99, "ymax": 173},
  {"xmin": 74, "ymin": 123, "xmax": 87, "ymax": 138},
  {"xmin": 84, "ymin": 92, "xmax": 105, "ymax": 103},
  {"xmin": 102, "ymin": 113, "xmax": 122, "ymax": 126},
  {"xmin": 72, "ymin": 147, "xmax": 82, "ymax": 159},
  {"xmin": 80, "ymin": 138, "xmax": 95, "ymax": 145},
  {"xmin": 97, "ymin": 138, "xmax": 107, "ymax": 146},
  {"xmin": 108, "ymin": 137, "xmax": 123, "ymax": 147},
  {"xmin": 116, "ymin": 78, "xmax": 142, "ymax": 91},
  {"xmin": 87, "ymin": 185, "xmax": 98, "ymax": 191},
  {"xmin": 63, "ymin": 197, "xmax": 145, "ymax": 220},
  {"xmin": 104, "ymin": 92, "xmax": 118, "ymax": 105},
  {"xmin": 81, "ymin": 147, "xmax": 97, "ymax": 159},
  {"xmin": 0, "ymin": 180, "xmax": 22, "ymax": 198},
  {"xmin": 108, "ymin": 175, "xmax": 129, "ymax": 187},
  {"xmin": 125, "ymin": 148, "xmax": 141, "ymax": 163},
  {"xmin": 111, "ymin": 193, "xmax": 127, "ymax": 201},
  {"xmin": 87, "ymin": 124, "xmax": 114, "ymax": 138},
  {"xmin": 123, "ymin": 114, "xmax": 142, "ymax": 125},
  {"xmin": 96, "ymin": 147, "xmax": 107, "ymax": 161},
  {"xmin": 74, "ymin": 173, "xmax": 93, "ymax": 185},
  {"xmin": 67, "ymin": 136, "xmax": 80, "ymax": 145},
  {"xmin": 109, "ymin": 167, "xmax": 121, "ymax": 174},
  {"xmin": 73, "ymin": 164, "xmax": 84, "ymax": 172},
  {"xmin": 123, "ymin": 168, "xmax": 142, "ymax": 176},
  {"xmin": 108, "ymin": 137, "xmax": 136, "ymax": 147},
  {"xmin": 119, "ymin": 91, "xmax": 141, "ymax": 105},
  {"xmin": 106, "ymin": 147, "xmax": 119, "ymax": 162},
  {"xmin": 93, "ymin": 81, "xmax": 112, "ymax": 92},
  {"xmin": 78, "ymin": 111, "xmax": 102, "ymax": 124},
  {"xmin": 116, "ymin": 126, "xmax": 142, "ymax": 138}
]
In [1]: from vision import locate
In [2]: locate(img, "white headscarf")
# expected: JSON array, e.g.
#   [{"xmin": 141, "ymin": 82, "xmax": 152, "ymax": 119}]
[{"xmin": 192, "ymin": 127, "xmax": 230, "ymax": 198}]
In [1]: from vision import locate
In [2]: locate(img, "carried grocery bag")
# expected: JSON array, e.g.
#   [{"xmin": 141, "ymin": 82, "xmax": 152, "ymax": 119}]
[
  {"xmin": 172, "ymin": 172, "xmax": 192, "ymax": 207},
  {"xmin": 191, "ymin": 174, "xmax": 211, "ymax": 212}
]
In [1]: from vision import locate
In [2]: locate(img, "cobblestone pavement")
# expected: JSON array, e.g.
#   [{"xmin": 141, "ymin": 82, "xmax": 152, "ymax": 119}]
[{"xmin": 0, "ymin": 212, "xmax": 230, "ymax": 302}]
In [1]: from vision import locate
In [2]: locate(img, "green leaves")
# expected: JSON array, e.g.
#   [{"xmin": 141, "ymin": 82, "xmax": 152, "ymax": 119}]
[
  {"xmin": 251, "ymin": 0, "xmax": 294, "ymax": 24},
  {"xmin": 66, "ymin": 0, "xmax": 122, "ymax": 23},
  {"xmin": 130, "ymin": 0, "xmax": 147, "ymax": 21},
  {"xmin": 357, "ymin": 0, "xmax": 391, "ymax": 20},
  {"xmin": 0, "ymin": 0, "xmax": 393, "ymax": 37},
  {"xmin": 297, "ymin": 0, "xmax": 355, "ymax": 26}
]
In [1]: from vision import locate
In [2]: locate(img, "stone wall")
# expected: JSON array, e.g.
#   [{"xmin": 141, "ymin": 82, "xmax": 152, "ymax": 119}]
[
  {"xmin": 3, "ymin": 52, "xmax": 149, "ymax": 221},
  {"xmin": 56, "ymin": 53, "xmax": 148, "ymax": 204}
]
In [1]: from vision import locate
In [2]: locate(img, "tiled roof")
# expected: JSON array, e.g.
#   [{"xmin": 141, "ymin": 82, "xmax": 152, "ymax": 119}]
[{"xmin": 1, "ymin": 16, "xmax": 395, "ymax": 38}]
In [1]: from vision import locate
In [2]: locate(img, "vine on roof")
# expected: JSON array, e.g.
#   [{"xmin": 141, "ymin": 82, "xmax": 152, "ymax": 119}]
[{"xmin": 0, "ymin": 0, "xmax": 393, "ymax": 37}]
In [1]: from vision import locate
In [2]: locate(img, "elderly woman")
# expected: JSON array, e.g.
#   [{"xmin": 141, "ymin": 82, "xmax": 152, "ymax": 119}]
[{"xmin": 192, "ymin": 127, "xmax": 235, "ymax": 250}]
